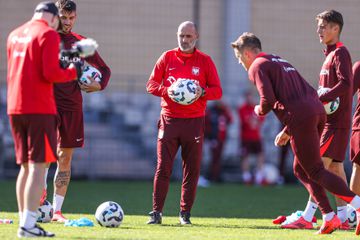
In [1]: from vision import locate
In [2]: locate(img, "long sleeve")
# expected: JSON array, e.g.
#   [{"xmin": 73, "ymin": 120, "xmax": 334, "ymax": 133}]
[
  {"xmin": 146, "ymin": 53, "xmax": 168, "ymax": 97},
  {"xmin": 251, "ymin": 65, "xmax": 276, "ymax": 116},
  {"xmin": 86, "ymin": 50, "xmax": 111, "ymax": 90},
  {"xmin": 41, "ymin": 30, "xmax": 77, "ymax": 83},
  {"xmin": 203, "ymin": 57, "xmax": 222, "ymax": 100},
  {"xmin": 319, "ymin": 50, "xmax": 352, "ymax": 102}
]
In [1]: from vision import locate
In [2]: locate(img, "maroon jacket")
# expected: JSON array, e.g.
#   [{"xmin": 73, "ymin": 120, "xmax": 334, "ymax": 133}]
[
  {"xmin": 318, "ymin": 42, "xmax": 353, "ymax": 129},
  {"xmin": 352, "ymin": 61, "xmax": 360, "ymax": 130},
  {"xmin": 248, "ymin": 53, "xmax": 325, "ymax": 129},
  {"xmin": 54, "ymin": 32, "xmax": 111, "ymax": 112}
]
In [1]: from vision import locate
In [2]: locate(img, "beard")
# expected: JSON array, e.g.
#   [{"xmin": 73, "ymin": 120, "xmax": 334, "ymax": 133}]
[{"xmin": 178, "ymin": 39, "xmax": 197, "ymax": 52}]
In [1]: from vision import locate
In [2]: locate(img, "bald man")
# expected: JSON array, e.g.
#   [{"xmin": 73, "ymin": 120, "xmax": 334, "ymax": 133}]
[{"xmin": 146, "ymin": 21, "xmax": 222, "ymax": 225}]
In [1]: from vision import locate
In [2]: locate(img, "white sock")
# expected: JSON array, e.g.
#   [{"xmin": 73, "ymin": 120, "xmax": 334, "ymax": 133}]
[
  {"xmin": 302, "ymin": 201, "xmax": 318, "ymax": 222},
  {"xmin": 21, "ymin": 209, "xmax": 37, "ymax": 229},
  {"xmin": 350, "ymin": 195, "xmax": 360, "ymax": 210},
  {"xmin": 53, "ymin": 194, "xmax": 65, "ymax": 212},
  {"xmin": 323, "ymin": 211, "xmax": 335, "ymax": 221},
  {"xmin": 337, "ymin": 206, "xmax": 347, "ymax": 223},
  {"xmin": 44, "ymin": 168, "xmax": 49, "ymax": 190}
]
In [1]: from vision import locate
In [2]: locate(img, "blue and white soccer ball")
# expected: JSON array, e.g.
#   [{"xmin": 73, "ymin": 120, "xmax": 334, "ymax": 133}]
[
  {"xmin": 95, "ymin": 201, "xmax": 124, "ymax": 227},
  {"xmin": 168, "ymin": 78, "xmax": 199, "ymax": 105},
  {"xmin": 79, "ymin": 65, "xmax": 102, "ymax": 84},
  {"xmin": 347, "ymin": 205, "xmax": 357, "ymax": 228},
  {"xmin": 36, "ymin": 200, "xmax": 53, "ymax": 223},
  {"xmin": 317, "ymin": 87, "xmax": 340, "ymax": 115}
]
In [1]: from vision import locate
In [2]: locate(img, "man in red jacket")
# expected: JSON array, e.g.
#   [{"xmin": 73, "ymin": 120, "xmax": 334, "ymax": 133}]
[
  {"xmin": 40, "ymin": 0, "xmax": 111, "ymax": 223},
  {"xmin": 7, "ymin": 1, "xmax": 80, "ymax": 237},
  {"xmin": 231, "ymin": 32, "xmax": 360, "ymax": 235},
  {"xmin": 146, "ymin": 21, "xmax": 222, "ymax": 225}
]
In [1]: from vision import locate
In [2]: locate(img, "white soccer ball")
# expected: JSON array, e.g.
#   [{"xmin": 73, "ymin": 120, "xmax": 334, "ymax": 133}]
[
  {"xmin": 317, "ymin": 87, "xmax": 340, "ymax": 115},
  {"xmin": 36, "ymin": 200, "xmax": 53, "ymax": 223},
  {"xmin": 79, "ymin": 65, "xmax": 102, "ymax": 84},
  {"xmin": 263, "ymin": 163, "xmax": 280, "ymax": 184},
  {"xmin": 95, "ymin": 201, "xmax": 124, "ymax": 227},
  {"xmin": 168, "ymin": 78, "xmax": 199, "ymax": 105},
  {"xmin": 347, "ymin": 205, "xmax": 357, "ymax": 228}
]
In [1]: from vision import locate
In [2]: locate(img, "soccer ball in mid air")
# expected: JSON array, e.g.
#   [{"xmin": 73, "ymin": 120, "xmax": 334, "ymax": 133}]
[
  {"xmin": 36, "ymin": 200, "xmax": 53, "ymax": 223},
  {"xmin": 168, "ymin": 78, "xmax": 199, "ymax": 105},
  {"xmin": 79, "ymin": 65, "xmax": 102, "ymax": 84},
  {"xmin": 347, "ymin": 205, "xmax": 357, "ymax": 228},
  {"xmin": 95, "ymin": 201, "xmax": 124, "ymax": 227},
  {"xmin": 317, "ymin": 87, "xmax": 340, "ymax": 115}
]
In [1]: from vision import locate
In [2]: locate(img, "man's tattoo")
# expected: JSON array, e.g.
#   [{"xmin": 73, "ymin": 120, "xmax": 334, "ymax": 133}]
[{"xmin": 55, "ymin": 171, "xmax": 71, "ymax": 188}]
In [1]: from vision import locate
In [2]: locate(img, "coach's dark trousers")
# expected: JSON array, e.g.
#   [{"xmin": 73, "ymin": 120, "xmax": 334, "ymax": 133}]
[{"xmin": 152, "ymin": 114, "xmax": 204, "ymax": 213}]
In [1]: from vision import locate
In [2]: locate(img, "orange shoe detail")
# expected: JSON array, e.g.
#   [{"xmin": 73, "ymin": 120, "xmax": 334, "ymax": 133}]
[
  {"xmin": 281, "ymin": 216, "xmax": 314, "ymax": 229},
  {"xmin": 39, "ymin": 189, "xmax": 47, "ymax": 205},
  {"xmin": 316, "ymin": 215, "xmax": 341, "ymax": 234},
  {"xmin": 52, "ymin": 211, "xmax": 67, "ymax": 223}
]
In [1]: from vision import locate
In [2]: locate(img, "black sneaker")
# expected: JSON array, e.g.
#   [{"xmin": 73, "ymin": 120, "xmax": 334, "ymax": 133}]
[
  {"xmin": 179, "ymin": 211, "xmax": 191, "ymax": 225},
  {"xmin": 17, "ymin": 224, "xmax": 55, "ymax": 238},
  {"xmin": 147, "ymin": 211, "xmax": 162, "ymax": 224}
]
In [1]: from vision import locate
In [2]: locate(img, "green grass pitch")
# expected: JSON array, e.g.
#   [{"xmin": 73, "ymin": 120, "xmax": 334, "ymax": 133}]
[{"xmin": 0, "ymin": 180, "xmax": 358, "ymax": 239}]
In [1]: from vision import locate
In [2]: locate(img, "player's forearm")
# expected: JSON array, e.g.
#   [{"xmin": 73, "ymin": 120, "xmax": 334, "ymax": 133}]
[
  {"xmin": 319, "ymin": 80, "xmax": 351, "ymax": 102},
  {"xmin": 146, "ymin": 80, "xmax": 167, "ymax": 97}
]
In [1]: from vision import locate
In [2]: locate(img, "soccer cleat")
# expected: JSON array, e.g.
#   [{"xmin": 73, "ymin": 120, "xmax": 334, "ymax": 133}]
[
  {"xmin": 281, "ymin": 216, "xmax": 314, "ymax": 229},
  {"xmin": 179, "ymin": 211, "xmax": 191, "ymax": 225},
  {"xmin": 316, "ymin": 215, "xmax": 341, "ymax": 234},
  {"xmin": 339, "ymin": 220, "xmax": 352, "ymax": 230},
  {"xmin": 39, "ymin": 189, "xmax": 47, "ymax": 205},
  {"xmin": 52, "ymin": 211, "xmax": 67, "ymax": 223},
  {"xmin": 17, "ymin": 224, "xmax": 55, "ymax": 238},
  {"xmin": 274, "ymin": 210, "xmax": 317, "ymax": 226},
  {"xmin": 147, "ymin": 211, "xmax": 162, "ymax": 224}
]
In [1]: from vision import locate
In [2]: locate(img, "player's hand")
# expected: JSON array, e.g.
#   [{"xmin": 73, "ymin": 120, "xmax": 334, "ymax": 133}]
[
  {"xmin": 79, "ymin": 76, "xmax": 101, "ymax": 93},
  {"xmin": 254, "ymin": 105, "xmax": 261, "ymax": 116},
  {"xmin": 194, "ymin": 81, "xmax": 204, "ymax": 101},
  {"xmin": 274, "ymin": 130, "xmax": 290, "ymax": 146}
]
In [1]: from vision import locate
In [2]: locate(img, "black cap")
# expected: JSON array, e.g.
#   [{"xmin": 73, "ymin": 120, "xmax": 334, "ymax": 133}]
[{"xmin": 35, "ymin": 1, "xmax": 59, "ymax": 16}]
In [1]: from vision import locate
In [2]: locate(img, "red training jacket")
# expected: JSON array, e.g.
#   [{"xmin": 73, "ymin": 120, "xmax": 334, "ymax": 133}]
[
  {"xmin": 146, "ymin": 48, "xmax": 222, "ymax": 118},
  {"xmin": 7, "ymin": 19, "xmax": 77, "ymax": 115}
]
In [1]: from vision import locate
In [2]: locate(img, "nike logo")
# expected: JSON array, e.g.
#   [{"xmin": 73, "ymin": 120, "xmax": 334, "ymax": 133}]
[
  {"xmin": 76, "ymin": 138, "xmax": 83, "ymax": 142},
  {"xmin": 195, "ymin": 136, "xmax": 201, "ymax": 140},
  {"xmin": 169, "ymin": 67, "xmax": 176, "ymax": 71}
]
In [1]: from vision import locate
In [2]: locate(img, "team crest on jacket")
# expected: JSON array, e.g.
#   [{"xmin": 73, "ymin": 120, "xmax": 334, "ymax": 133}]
[{"xmin": 192, "ymin": 67, "xmax": 200, "ymax": 76}]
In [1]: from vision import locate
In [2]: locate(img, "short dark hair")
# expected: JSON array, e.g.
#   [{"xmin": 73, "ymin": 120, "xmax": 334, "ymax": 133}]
[
  {"xmin": 231, "ymin": 32, "xmax": 262, "ymax": 52},
  {"xmin": 55, "ymin": 0, "xmax": 76, "ymax": 12},
  {"xmin": 316, "ymin": 10, "xmax": 343, "ymax": 33}
]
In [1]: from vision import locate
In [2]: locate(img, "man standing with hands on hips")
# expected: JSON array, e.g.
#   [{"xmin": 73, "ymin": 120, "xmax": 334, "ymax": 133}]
[{"xmin": 146, "ymin": 21, "xmax": 222, "ymax": 225}]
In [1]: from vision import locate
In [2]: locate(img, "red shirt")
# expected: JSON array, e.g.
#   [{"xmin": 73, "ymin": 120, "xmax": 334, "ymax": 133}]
[
  {"xmin": 54, "ymin": 32, "xmax": 111, "ymax": 112},
  {"xmin": 318, "ymin": 42, "xmax": 353, "ymax": 129},
  {"xmin": 352, "ymin": 61, "xmax": 360, "ymax": 130},
  {"xmin": 146, "ymin": 48, "xmax": 222, "ymax": 118},
  {"xmin": 7, "ymin": 19, "xmax": 77, "ymax": 115},
  {"xmin": 248, "ymin": 53, "xmax": 324, "ymax": 128},
  {"xmin": 238, "ymin": 103, "xmax": 264, "ymax": 141}
]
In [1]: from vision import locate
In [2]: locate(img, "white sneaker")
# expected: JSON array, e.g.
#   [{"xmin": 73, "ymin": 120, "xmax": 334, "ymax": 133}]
[{"xmin": 17, "ymin": 224, "xmax": 55, "ymax": 238}]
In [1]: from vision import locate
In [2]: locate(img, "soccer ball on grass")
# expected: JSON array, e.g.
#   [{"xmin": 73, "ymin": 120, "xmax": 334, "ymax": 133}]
[{"xmin": 95, "ymin": 201, "xmax": 124, "ymax": 227}]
